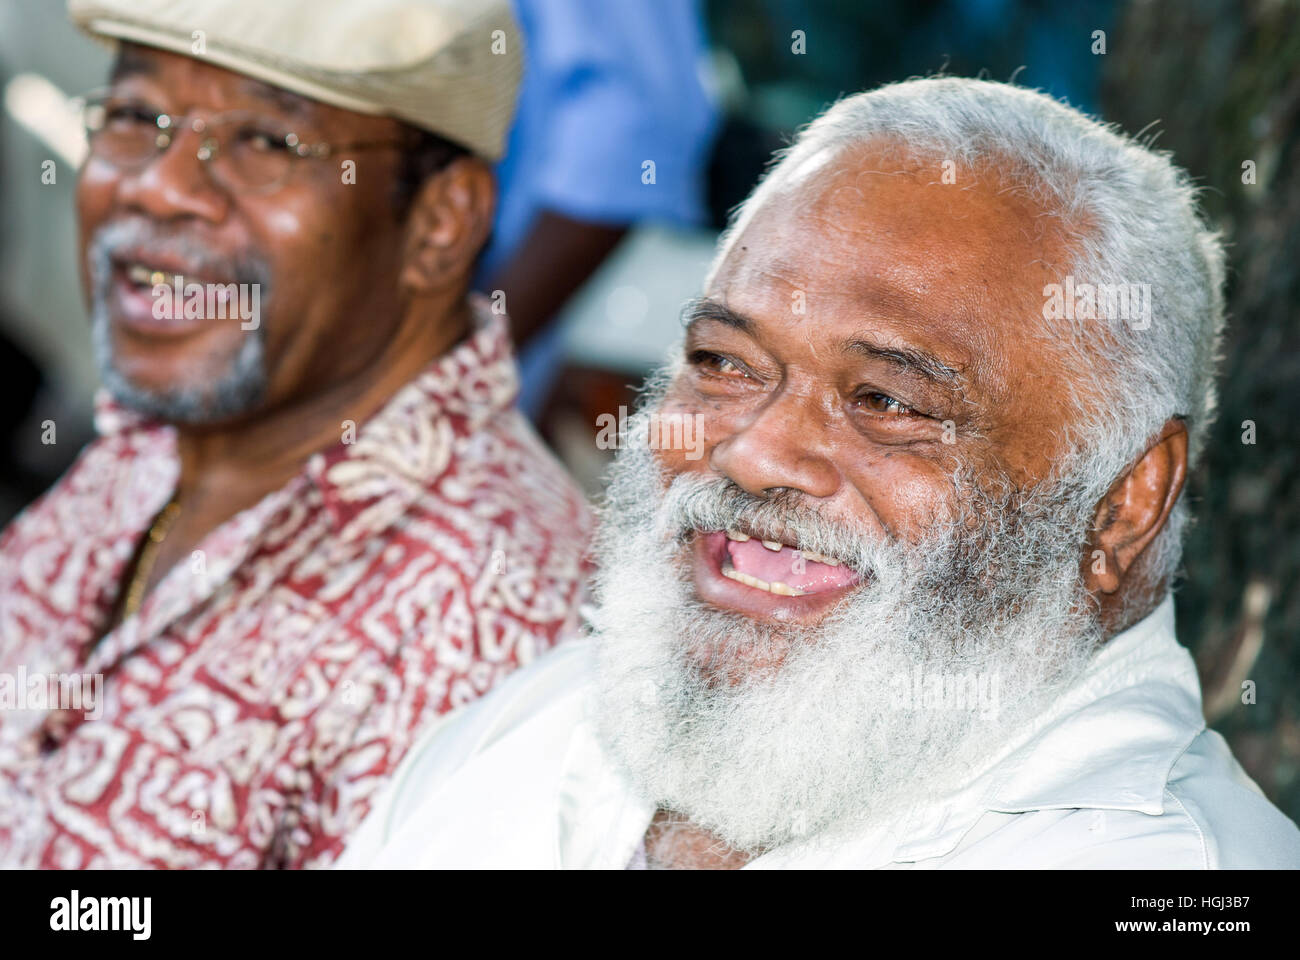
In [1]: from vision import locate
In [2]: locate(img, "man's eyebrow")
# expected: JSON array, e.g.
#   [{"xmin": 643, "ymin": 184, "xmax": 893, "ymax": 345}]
[
  {"xmin": 237, "ymin": 78, "xmax": 315, "ymax": 119},
  {"xmin": 109, "ymin": 46, "xmax": 156, "ymax": 82},
  {"xmin": 843, "ymin": 336, "xmax": 965, "ymax": 389},
  {"xmin": 680, "ymin": 297, "xmax": 754, "ymax": 335},
  {"xmin": 680, "ymin": 297, "xmax": 966, "ymax": 392},
  {"xmin": 107, "ymin": 48, "xmax": 314, "ymax": 121}
]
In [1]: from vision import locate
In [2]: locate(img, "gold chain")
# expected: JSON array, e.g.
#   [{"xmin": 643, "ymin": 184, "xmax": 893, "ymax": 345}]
[{"xmin": 122, "ymin": 500, "xmax": 182, "ymax": 619}]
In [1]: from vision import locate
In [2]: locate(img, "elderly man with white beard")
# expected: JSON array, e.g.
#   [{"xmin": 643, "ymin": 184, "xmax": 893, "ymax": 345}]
[{"xmin": 337, "ymin": 77, "xmax": 1300, "ymax": 870}]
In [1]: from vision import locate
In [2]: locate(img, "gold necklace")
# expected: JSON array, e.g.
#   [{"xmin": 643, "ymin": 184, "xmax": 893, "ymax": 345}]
[{"xmin": 122, "ymin": 500, "xmax": 182, "ymax": 619}]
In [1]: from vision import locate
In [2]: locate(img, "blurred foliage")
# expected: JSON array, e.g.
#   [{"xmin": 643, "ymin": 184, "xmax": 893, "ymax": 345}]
[
  {"xmin": 702, "ymin": 0, "xmax": 1118, "ymax": 224},
  {"xmin": 1102, "ymin": 0, "xmax": 1300, "ymax": 820}
]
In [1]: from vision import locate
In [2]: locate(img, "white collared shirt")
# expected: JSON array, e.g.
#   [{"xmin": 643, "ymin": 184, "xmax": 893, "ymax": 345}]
[{"xmin": 336, "ymin": 596, "xmax": 1300, "ymax": 869}]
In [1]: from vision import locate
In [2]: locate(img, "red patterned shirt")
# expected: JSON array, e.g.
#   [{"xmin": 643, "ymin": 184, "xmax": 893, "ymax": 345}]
[{"xmin": 0, "ymin": 298, "xmax": 592, "ymax": 868}]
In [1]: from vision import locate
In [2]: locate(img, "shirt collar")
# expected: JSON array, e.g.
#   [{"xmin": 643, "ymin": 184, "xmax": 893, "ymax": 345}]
[
  {"xmin": 987, "ymin": 595, "xmax": 1202, "ymax": 812},
  {"xmin": 94, "ymin": 295, "xmax": 520, "ymax": 541},
  {"xmin": 92, "ymin": 388, "xmax": 154, "ymax": 438},
  {"xmin": 305, "ymin": 296, "xmax": 519, "ymax": 539},
  {"xmin": 883, "ymin": 594, "xmax": 1204, "ymax": 864}
]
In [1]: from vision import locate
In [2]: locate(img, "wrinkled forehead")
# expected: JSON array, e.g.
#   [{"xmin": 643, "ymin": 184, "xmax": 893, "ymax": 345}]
[
  {"xmin": 707, "ymin": 142, "xmax": 1084, "ymax": 394},
  {"xmin": 715, "ymin": 142, "xmax": 1074, "ymax": 313}
]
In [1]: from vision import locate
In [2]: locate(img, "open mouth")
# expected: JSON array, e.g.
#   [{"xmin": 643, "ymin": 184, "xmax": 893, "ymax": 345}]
[
  {"xmin": 719, "ymin": 528, "xmax": 861, "ymax": 596},
  {"xmin": 125, "ymin": 262, "xmax": 177, "ymax": 289},
  {"xmin": 691, "ymin": 526, "xmax": 866, "ymax": 623},
  {"xmin": 106, "ymin": 252, "xmax": 238, "ymax": 335},
  {"xmin": 116, "ymin": 258, "xmax": 234, "ymax": 299}
]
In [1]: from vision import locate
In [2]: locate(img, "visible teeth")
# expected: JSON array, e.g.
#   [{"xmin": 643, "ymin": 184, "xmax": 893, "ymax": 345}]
[
  {"xmin": 798, "ymin": 549, "xmax": 841, "ymax": 566},
  {"xmin": 768, "ymin": 580, "xmax": 805, "ymax": 596},
  {"xmin": 720, "ymin": 527, "xmax": 844, "ymax": 568},
  {"xmin": 126, "ymin": 264, "xmax": 176, "ymax": 287},
  {"xmin": 722, "ymin": 567, "xmax": 768, "ymax": 590},
  {"xmin": 721, "ymin": 565, "xmax": 807, "ymax": 596}
]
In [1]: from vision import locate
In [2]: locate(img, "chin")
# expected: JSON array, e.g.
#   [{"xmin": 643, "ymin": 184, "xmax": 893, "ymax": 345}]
[{"xmin": 95, "ymin": 313, "xmax": 268, "ymax": 425}]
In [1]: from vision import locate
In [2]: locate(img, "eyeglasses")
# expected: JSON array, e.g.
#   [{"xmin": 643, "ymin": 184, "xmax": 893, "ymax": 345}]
[{"xmin": 78, "ymin": 89, "xmax": 409, "ymax": 193}]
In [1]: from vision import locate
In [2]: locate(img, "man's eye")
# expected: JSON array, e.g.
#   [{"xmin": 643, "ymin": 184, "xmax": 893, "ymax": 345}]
[
  {"xmin": 689, "ymin": 350, "xmax": 745, "ymax": 377},
  {"xmin": 104, "ymin": 104, "xmax": 158, "ymax": 128},
  {"xmin": 856, "ymin": 392, "xmax": 915, "ymax": 416},
  {"xmin": 237, "ymin": 129, "xmax": 291, "ymax": 153}
]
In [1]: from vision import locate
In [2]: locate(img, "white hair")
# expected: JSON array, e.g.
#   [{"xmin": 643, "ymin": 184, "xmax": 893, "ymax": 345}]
[{"xmin": 706, "ymin": 77, "xmax": 1227, "ymax": 592}]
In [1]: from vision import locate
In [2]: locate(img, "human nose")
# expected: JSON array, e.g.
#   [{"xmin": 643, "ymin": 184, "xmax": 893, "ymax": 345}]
[
  {"xmin": 708, "ymin": 385, "xmax": 841, "ymax": 501},
  {"xmin": 114, "ymin": 121, "xmax": 230, "ymax": 222}
]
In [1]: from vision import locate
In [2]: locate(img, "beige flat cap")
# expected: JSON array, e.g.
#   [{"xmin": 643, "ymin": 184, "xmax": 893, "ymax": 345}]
[{"xmin": 68, "ymin": 0, "xmax": 522, "ymax": 159}]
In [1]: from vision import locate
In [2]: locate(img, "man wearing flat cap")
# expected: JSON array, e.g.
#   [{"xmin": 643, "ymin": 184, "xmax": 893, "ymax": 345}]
[{"xmin": 0, "ymin": 0, "xmax": 590, "ymax": 867}]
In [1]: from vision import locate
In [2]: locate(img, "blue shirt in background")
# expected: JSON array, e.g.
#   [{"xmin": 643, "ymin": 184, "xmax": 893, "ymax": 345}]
[{"xmin": 476, "ymin": 0, "xmax": 719, "ymax": 417}]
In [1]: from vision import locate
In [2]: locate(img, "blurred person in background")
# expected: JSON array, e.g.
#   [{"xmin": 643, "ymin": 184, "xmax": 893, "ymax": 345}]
[
  {"xmin": 0, "ymin": 0, "xmax": 590, "ymax": 868},
  {"xmin": 483, "ymin": 0, "xmax": 717, "ymax": 420}
]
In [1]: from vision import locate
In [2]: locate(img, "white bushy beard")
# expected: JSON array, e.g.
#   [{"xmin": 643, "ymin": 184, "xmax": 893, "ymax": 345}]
[{"xmin": 589, "ymin": 401, "xmax": 1109, "ymax": 856}]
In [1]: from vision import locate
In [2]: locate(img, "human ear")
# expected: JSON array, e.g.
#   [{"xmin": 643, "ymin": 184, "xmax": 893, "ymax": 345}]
[
  {"xmin": 1084, "ymin": 418, "xmax": 1189, "ymax": 594},
  {"xmin": 399, "ymin": 156, "xmax": 495, "ymax": 296}
]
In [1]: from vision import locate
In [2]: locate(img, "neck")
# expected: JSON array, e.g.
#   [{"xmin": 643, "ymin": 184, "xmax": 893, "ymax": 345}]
[
  {"xmin": 1097, "ymin": 569, "xmax": 1167, "ymax": 641},
  {"xmin": 172, "ymin": 293, "xmax": 471, "ymax": 515}
]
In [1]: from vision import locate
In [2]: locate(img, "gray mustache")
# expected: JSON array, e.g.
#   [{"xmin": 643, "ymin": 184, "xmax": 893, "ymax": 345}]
[
  {"xmin": 656, "ymin": 473, "xmax": 885, "ymax": 577},
  {"xmin": 88, "ymin": 219, "xmax": 271, "ymax": 293}
]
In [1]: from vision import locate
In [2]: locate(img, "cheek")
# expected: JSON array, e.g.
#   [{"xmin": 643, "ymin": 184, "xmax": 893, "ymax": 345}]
[
  {"xmin": 843, "ymin": 456, "xmax": 958, "ymax": 542},
  {"xmin": 245, "ymin": 180, "xmax": 341, "ymax": 255},
  {"xmin": 76, "ymin": 164, "xmax": 116, "ymax": 237},
  {"xmin": 77, "ymin": 159, "xmax": 117, "ymax": 206},
  {"xmin": 259, "ymin": 206, "xmax": 306, "ymax": 241},
  {"xmin": 250, "ymin": 202, "xmax": 321, "ymax": 287},
  {"xmin": 76, "ymin": 165, "xmax": 119, "ymax": 293},
  {"xmin": 246, "ymin": 189, "xmax": 373, "ymax": 299},
  {"xmin": 242, "ymin": 201, "xmax": 337, "ymax": 327},
  {"xmin": 654, "ymin": 386, "xmax": 752, "ymax": 476}
]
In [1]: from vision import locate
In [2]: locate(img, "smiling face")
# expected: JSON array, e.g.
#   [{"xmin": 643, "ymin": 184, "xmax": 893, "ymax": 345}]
[
  {"xmin": 658, "ymin": 143, "xmax": 1085, "ymax": 633},
  {"xmin": 77, "ymin": 44, "xmax": 419, "ymax": 424},
  {"xmin": 588, "ymin": 144, "xmax": 1124, "ymax": 850}
]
